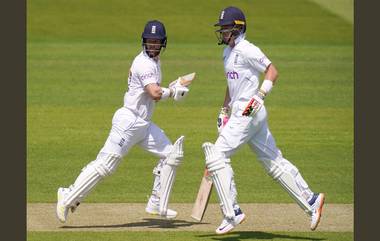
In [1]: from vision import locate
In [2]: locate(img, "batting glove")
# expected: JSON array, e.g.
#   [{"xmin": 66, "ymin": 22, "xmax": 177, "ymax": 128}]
[
  {"xmin": 217, "ymin": 107, "xmax": 230, "ymax": 134},
  {"xmin": 171, "ymin": 86, "xmax": 189, "ymax": 101},
  {"xmin": 242, "ymin": 93, "xmax": 264, "ymax": 117}
]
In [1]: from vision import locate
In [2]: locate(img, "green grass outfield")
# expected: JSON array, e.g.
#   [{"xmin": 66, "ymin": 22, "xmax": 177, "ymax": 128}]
[{"xmin": 27, "ymin": 0, "xmax": 353, "ymax": 240}]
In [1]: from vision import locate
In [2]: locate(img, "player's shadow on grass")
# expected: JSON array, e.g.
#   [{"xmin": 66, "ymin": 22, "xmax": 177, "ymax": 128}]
[
  {"xmin": 61, "ymin": 218, "xmax": 208, "ymax": 229},
  {"xmin": 197, "ymin": 231, "xmax": 325, "ymax": 241}
]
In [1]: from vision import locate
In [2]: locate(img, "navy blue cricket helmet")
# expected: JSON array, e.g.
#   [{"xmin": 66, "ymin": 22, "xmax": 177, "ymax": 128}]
[
  {"xmin": 214, "ymin": 6, "xmax": 246, "ymax": 45},
  {"xmin": 142, "ymin": 20, "xmax": 167, "ymax": 57}
]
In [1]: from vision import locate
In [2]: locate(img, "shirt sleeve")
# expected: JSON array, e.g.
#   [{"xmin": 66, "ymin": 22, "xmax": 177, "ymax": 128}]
[
  {"xmin": 245, "ymin": 45, "xmax": 272, "ymax": 73},
  {"xmin": 135, "ymin": 62, "xmax": 158, "ymax": 87}
]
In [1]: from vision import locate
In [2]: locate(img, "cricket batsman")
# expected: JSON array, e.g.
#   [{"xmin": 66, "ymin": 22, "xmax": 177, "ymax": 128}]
[
  {"xmin": 56, "ymin": 20, "xmax": 191, "ymax": 222},
  {"xmin": 202, "ymin": 6, "xmax": 325, "ymax": 234}
]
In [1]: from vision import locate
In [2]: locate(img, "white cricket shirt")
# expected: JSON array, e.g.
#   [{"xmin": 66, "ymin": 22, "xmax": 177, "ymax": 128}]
[
  {"xmin": 124, "ymin": 51, "xmax": 162, "ymax": 120},
  {"xmin": 223, "ymin": 35, "xmax": 272, "ymax": 107}
]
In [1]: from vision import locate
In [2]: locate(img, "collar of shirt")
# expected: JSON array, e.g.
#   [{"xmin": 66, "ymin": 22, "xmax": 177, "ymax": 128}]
[{"xmin": 234, "ymin": 33, "xmax": 246, "ymax": 46}]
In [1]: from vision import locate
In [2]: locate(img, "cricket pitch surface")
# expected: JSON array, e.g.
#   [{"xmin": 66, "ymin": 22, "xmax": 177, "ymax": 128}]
[{"xmin": 28, "ymin": 203, "xmax": 352, "ymax": 232}]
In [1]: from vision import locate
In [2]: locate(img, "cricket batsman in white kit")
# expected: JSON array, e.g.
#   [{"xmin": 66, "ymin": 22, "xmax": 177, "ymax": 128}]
[
  {"xmin": 56, "ymin": 20, "xmax": 191, "ymax": 223},
  {"xmin": 202, "ymin": 7, "xmax": 325, "ymax": 234}
]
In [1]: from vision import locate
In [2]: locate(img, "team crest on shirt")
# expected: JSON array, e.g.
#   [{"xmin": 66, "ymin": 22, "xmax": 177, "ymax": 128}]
[{"xmin": 234, "ymin": 54, "xmax": 239, "ymax": 64}]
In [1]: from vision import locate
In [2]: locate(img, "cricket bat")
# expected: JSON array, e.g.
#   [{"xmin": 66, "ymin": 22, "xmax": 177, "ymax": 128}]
[
  {"xmin": 169, "ymin": 72, "xmax": 196, "ymax": 88},
  {"xmin": 190, "ymin": 169, "xmax": 213, "ymax": 222}
]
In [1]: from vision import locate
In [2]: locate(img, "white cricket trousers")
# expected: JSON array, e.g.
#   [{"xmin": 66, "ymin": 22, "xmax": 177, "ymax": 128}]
[
  {"xmin": 100, "ymin": 107, "xmax": 173, "ymax": 158},
  {"xmin": 215, "ymin": 101, "xmax": 313, "ymax": 207},
  {"xmin": 61, "ymin": 107, "xmax": 174, "ymax": 208},
  {"xmin": 216, "ymin": 101, "xmax": 281, "ymax": 161}
]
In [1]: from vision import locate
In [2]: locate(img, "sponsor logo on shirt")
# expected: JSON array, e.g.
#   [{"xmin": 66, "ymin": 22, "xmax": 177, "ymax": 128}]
[
  {"xmin": 226, "ymin": 71, "xmax": 239, "ymax": 79},
  {"xmin": 141, "ymin": 72, "xmax": 155, "ymax": 81}
]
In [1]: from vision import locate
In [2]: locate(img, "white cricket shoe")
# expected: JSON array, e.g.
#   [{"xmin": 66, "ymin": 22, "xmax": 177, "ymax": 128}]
[
  {"xmin": 309, "ymin": 193, "xmax": 325, "ymax": 231},
  {"xmin": 215, "ymin": 208, "xmax": 246, "ymax": 235},
  {"xmin": 56, "ymin": 187, "xmax": 70, "ymax": 223},
  {"xmin": 145, "ymin": 197, "xmax": 178, "ymax": 219}
]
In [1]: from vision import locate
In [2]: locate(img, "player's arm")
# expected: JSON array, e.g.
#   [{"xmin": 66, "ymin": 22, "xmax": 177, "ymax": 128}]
[
  {"xmin": 222, "ymin": 86, "xmax": 231, "ymax": 108},
  {"xmin": 138, "ymin": 63, "xmax": 189, "ymax": 101},
  {"xmin": 145, "ymin": 83, "xmax": 169, "ymax": 101},
  {"xmin": 145, "ymin": 82, "xmax": 189, "ymax": 102},
  {"xmin": 217, "ymin": 86, "xmax": 230, "ymax": 133},
  {"xmin": 245, "ymin": 47, "xmax": 277, "ymax": 99},
  {"xmin": 258, "ymin": 63, "xmax": 278, "ymax": 98},
  {"xmin": 264, "ymin": 63, "xmax": 278, "ymax": 84},
  {"xmin": 242, "ymin": 48, "xmax": 277, "ymax": 116},
  {"xmin": 139, "ymin": 65, "xmax": 168, "ymax": 101}
]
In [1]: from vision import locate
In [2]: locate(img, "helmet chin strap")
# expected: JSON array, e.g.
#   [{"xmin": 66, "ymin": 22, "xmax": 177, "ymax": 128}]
[
  {"xmin": 217, "ymin": 26, "xmax": 244, "ymax": 46},
  {"xmin": 225, "ymin": 33, "xmax": 234, "ymax": 46},
  {"xmin": 217, "ymin": 32, "xmax": 233, "ymax": 45}
]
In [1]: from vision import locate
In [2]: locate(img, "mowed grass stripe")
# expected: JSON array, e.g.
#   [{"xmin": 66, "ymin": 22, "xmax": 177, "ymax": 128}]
[
  {"xmin": 309, "ymin": 0, "xmax": 353, "ymax": 23},
  {"xmin": 28, "ymin": 0, "xmax": 352, "ymax": 45}
]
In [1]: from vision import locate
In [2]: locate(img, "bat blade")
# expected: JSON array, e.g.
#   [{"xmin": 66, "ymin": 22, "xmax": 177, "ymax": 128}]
[
  {"xmin": 191, "ymin": 169, "xmax": 213, "ymax": 222},
  {"xmin": 179, "ymin": 72, "xmax": 196, "ymax": 87}
]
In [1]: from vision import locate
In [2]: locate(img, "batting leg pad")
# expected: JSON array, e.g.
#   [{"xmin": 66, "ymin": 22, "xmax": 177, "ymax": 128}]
[
  {"xmin": 225, "ymin": 162, "xmax": 238, "ymax": 207},
  {"xmin": 165, "ymin": 135, "xmax": 184, "ymax": 166},
  {"xmin": 159, "ymin": 136, "xmax": 185, "ymax": 216},
  {"xmin": 202, "ymin": 142, "xmax": 234, "ymax": 219},
  {"xmin": 63, "ymin": 153, "xmax": 122, "ymax": 207},
  {"xmin": 150, "ymin": 161, "xmax": 164, "ymax": 198},
  {"xmin": 260, "ymin": 157, "xmax": 313, "ymax": 215}
]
